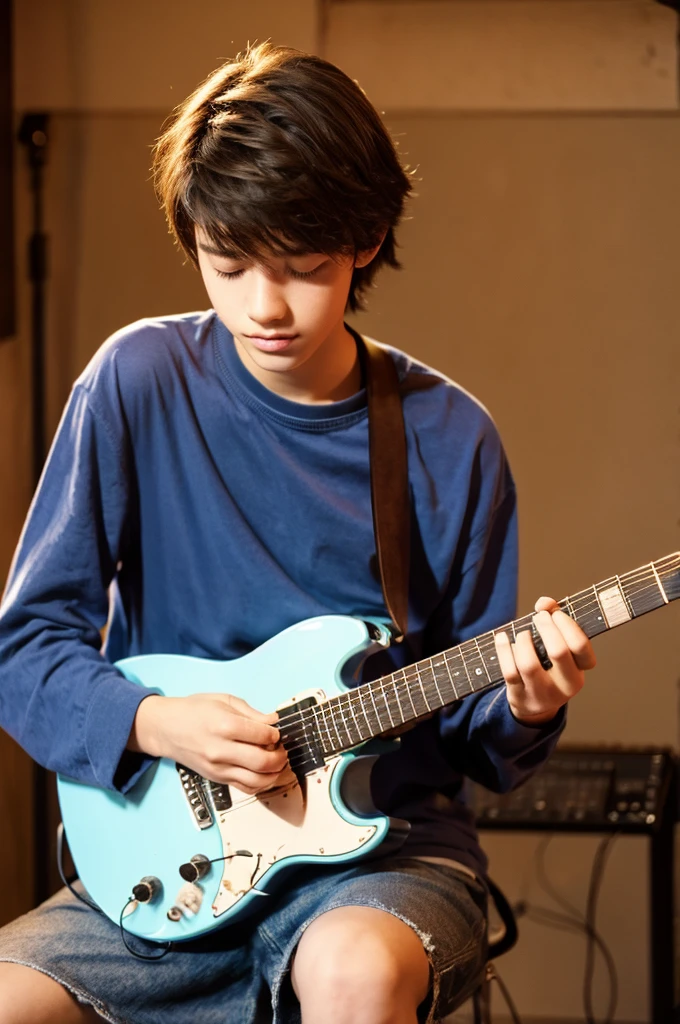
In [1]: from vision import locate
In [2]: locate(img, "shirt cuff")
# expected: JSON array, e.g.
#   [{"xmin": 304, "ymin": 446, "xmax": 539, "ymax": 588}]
[
  {"xmin": 84, "ymin": 672, "xmax": 161, "ymax": 792},
  {"xmin": 482, "ymin": 686, "xmax": 566, "ymax": 756}
]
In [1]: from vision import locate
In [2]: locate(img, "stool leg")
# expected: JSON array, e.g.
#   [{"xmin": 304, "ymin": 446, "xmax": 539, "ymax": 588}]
[{"xmin": 471, "ymin": 964, "xmax": 494, "ymax": 1024}]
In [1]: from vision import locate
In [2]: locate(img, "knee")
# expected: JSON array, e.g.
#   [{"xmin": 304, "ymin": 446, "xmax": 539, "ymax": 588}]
[
  {"xmin": 296, "ymin": 925, "xmax": 401, "ymax": 999},
  {"xmin": 291, "ymin": 908, "xmax": 429, "ymax": 1022}
]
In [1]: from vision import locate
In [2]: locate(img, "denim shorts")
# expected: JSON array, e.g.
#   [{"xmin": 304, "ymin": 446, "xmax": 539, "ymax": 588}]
[{"xmin": 0, "ymin": 855, "xmax": 488, "ymax": 1024}]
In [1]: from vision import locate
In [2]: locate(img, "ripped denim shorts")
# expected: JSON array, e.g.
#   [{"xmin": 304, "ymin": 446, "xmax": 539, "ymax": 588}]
[{"xmin": 0, "ymin": 855, "xmax": 488, "ymax": 1024}]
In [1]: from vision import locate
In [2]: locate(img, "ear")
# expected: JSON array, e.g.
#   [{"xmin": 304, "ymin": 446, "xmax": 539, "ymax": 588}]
[{"xmin": 354, "ymin": 232, "xmax": 388, "ymax": 269}]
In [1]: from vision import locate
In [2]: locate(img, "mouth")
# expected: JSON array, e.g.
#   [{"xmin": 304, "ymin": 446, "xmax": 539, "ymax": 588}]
[{"xmin": 245, "ymin": 334, "xmax": 298, "ymax": 352}]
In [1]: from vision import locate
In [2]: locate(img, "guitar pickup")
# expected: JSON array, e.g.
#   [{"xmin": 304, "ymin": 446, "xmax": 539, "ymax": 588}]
[
  {"xmin": 277, "ymin": 695, "xmax": 326, "ymax": 773},
  {"xmin": 176, "ymin": 763, "xmax": 214, "ymax": 829}
]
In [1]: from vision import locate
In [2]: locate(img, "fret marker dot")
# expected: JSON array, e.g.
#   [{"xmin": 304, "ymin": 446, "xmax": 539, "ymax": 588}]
[{"xmin": 475, "ymin": 668, "xmax": 483, "ymax": 676}]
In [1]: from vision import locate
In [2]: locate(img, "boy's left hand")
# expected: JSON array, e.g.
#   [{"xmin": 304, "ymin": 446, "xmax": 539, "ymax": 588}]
[{"xmin": 494, "ymin": 596, "xmax": 597, "ymax": 725}]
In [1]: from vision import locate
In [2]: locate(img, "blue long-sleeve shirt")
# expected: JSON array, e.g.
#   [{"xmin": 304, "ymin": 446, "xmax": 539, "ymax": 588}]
[{"xmin": 0, "ymin": 311, "xmax": 564, "ymax": 877}]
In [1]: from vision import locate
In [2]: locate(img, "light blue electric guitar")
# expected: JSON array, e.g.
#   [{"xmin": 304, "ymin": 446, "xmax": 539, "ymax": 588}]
[{"xmin": 57, "ymin": 553, "xmax": 680, "ymax": 943}]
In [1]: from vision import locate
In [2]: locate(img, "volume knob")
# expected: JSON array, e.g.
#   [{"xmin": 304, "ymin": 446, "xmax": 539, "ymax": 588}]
[
  {"xmin": 179, "ymin": 854, "xmax": 211, "ymax": 883},
  {"xmin": 132, "ymin": 875, "xmax": 162, "ymax": 903}
]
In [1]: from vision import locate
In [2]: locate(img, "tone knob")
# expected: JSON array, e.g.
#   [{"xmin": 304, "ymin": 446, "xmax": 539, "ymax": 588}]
[
  {"xmin": 179, "ymin": 854, "xmax": 211, "ymax": 883},
  {"xmin": 132, "ymin": 875, "xmax": 162, "ymax": 904}
]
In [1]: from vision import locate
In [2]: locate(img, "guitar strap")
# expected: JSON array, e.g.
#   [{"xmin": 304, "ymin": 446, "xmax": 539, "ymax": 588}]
[{"xmin": 356, "ymin": 333, "xmax": 410, "ymax": 642}]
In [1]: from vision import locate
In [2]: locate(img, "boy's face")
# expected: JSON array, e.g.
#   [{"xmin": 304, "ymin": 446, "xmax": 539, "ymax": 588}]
[{"xmin": 196, "ymin": 230, "xmax": 377, "ymax": 400}]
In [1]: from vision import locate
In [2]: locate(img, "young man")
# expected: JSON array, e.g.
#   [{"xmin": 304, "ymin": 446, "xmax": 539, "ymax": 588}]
[{"xmin": 0, "ymin": 43, "xmax": 595, "ymax": 1024}]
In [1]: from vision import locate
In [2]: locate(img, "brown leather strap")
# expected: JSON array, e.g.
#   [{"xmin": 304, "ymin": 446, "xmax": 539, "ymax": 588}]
[{"xmin": 358, "ymin": 335, "xmax": 410, "ymax": 641}]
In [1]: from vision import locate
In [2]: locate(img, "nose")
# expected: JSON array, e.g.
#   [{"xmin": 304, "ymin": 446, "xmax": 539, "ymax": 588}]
[{"xmin": 247, "ymin": 270, "xmax": 288, "ymax": 326}]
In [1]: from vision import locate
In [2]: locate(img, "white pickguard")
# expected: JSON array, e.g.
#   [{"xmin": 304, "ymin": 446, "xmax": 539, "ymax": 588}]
[{"xmin": 211, "ymin": 756, "xmax": 377, "ymax": 917}]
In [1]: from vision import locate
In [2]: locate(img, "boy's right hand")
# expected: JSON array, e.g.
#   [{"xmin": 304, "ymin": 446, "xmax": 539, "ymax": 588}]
[{"xmin": 127, "ymin": 693, "xmax": 289, "ymax": 795}]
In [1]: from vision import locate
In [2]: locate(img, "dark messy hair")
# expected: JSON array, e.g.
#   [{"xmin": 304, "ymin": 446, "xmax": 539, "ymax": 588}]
[{"xmin": 152, "ymin": 42, "xmax": 413, "ymax": 312}]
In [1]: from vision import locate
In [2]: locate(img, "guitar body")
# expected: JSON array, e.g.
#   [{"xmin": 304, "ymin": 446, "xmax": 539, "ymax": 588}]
[
  {"xmin": 57, "ymin": 615, "xmax": 407, "ymax": 943},
  {"xmin": 56, "ymin": 550, "xmax": 680, "ymax": 943}
]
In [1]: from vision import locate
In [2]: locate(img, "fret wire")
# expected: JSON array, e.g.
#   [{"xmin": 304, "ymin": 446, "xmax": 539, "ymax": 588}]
[
  {"xmin": 413, "ymin": 663, "xmax": 437, "ymax": 712},
  {"xmin": 351, "ymin": 685, "xmax": 382, "ymax": 734},
  {"xmin": 311, "ymin": 704, "xmax": 333, "ymax": 752},
  {"xmin": 366, "ymin": 685, "xmax": 385, "ymax": 731},
  {"xmin": 343, "ymin": 690, "xmax": 368, "ymax": 742},
  {"xmin": 419, "ymin": 661, "xmax": 434, "ymax": 712},
  {"xmin": 349, "ymin": 691, "xmax": 372, "ymax": 741},
  {"xmin": 390, "ymin": 675, "xmax": 407, "ymax": 724},
  {"xmin": 403, "ymin": 667, "xmax": 419, "ymax": 718},
  {"xmin": 374, "ymin": 680, "xmax": 397, "ymax": 729},
  {"xmin": 614, "ymin": 573, "xmax": 635, "ymax": 617},
  {"xmin": 436, "ymin": 653, "xmax": 458, "ymax": 701},
  {"xmin": 473, "ymin": 636, "xmax": 492, "ymax": 684},
  {"xmin": 327, "ymin": 703, "xmax": 346, "ymax": 749},
  {"xmin": 432, "ymin": 656, "xmax": 459, "ymax": 703},
  {"xmin": 460, "ymin": 646, "xmax": 476, "ymax": 693},
  {"xmin": 443, "ymin": 649, "xmax": 465, "ymax": 697},
  {"xmin": 389, "ymin": 668, "xmax": 407, "ymax": 719},
  {"xmin": 366, "ymin": 676, "xmax": 401, "ymax": 723},
  {"xmin": 335, "ymin": 698, "xmax": 357, "ymax": 747},
  {"xmin": 325, "ymin": 704, "xmax": 345, "ymax": 749},
  {"xmin": 651, "ymin": 563, "xmax": 670, "ymax": 603}
]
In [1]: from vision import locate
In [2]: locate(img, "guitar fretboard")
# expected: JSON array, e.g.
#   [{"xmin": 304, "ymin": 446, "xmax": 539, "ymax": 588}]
[{"xmin": 279, "ymin": 553, "xmax": 680, "ymax": 769}]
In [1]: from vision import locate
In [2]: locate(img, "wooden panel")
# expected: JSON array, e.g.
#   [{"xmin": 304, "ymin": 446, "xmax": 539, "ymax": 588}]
[
  {"xmin": 0, "ymin": 733, "xmax": 34, "ymax": 925},
  {"xmin": 0, "ymin": 0, "xmax": 15, "ymax": 339},
  {"xmin": 326, "ymin": 1, "xmax": 679, "ymax": 110}
]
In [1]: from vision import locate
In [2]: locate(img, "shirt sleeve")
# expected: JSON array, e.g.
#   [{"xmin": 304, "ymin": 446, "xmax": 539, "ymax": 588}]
[
  {"xmin": 426, "ymin": 439, "xmax": 566, "ymax": 793},
  {"xmin": 0, "ymin": 382, "xmax": 157, "ymax": 793}
]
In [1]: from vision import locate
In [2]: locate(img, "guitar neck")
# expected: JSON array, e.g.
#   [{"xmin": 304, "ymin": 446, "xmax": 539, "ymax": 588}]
[{"xmin": 311, "ymin": 553, "xmax": 680, "ymax": 757}]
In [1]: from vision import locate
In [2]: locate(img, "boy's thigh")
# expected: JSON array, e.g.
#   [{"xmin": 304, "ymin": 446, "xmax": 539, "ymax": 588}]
[
  {"xmin": 0, "ymin": 962, "xmax": 104, "ymax": 1024},
  {"xmin": 257, "ymin": 855, "xmax": 488, "ymax": 1024},
  {"xmin": 0, "ymin": 883, "xmax": 262, "ymax": 1024}
]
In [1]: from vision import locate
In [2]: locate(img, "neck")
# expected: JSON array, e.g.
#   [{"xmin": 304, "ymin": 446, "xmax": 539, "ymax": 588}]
[{"xmin": 276, "ymin": 553, "xmax": 680, "ymax": 769}]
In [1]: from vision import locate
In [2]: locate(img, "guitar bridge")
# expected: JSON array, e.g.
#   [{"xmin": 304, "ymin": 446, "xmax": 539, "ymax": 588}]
[{"xmin": 176, "ymin": 763, "xmax": 214, "ymax": 829}]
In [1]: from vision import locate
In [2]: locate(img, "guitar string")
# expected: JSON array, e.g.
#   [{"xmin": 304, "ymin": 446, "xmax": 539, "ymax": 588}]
[
  {"xmin": 278, "ymin": 564, "xmax": 678, "ymax": 764},
  {"xmin": 280, "ymin": 560, "xmax": 679, "ymax": 737},
  {"xmin": 282, "ymin": 570, "xmax": 677, "ymax": 757},
  {"xmin": 280, "ymin": 578, "xmax": 659, "ymax": 745},
  {"xmin": 279, "ymin": 558, "xmax": 680, "ymax": 737}
]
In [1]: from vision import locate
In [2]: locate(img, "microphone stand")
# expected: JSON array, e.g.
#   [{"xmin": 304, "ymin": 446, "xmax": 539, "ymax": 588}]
[{"xmin": 18, "ymin": 112, "xmax": 52, "ymax": 907}]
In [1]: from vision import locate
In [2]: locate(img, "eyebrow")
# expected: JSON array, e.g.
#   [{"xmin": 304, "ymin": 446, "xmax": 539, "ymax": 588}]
[
  {"xmin": 197, "ymin": 242, "xmax": 241, "ymax": 258},
  {"xmin": 197, "ymin": 241, "xmax": 317, "ymax": 260}
]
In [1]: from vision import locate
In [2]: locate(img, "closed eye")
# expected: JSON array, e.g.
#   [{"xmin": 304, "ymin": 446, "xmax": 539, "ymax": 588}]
[{"xmin": 214, "ymin": 264, "xmax": 326, "ymax": 281}]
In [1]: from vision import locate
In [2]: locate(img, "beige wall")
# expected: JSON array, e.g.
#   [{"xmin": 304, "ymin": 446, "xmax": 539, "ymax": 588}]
[
  {"xmin": 352, "ymin": 112, "xmax": 680, "ymax": 1020},
  {"xmin": 3, "ymin": 2, "xmax": 679, "ymax": 1020},
  {"xmin": 328, "ymin": 1, "xmax": 678, "ymax": 110}
]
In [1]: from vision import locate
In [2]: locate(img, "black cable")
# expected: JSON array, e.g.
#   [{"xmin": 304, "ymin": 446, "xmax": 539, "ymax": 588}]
[
  {"xmin": 118, "ymin": 899, "xmax": 172, "ymax": 962},
  {"xmin": 518, "ymin": 833, "xmax": 619, "ymax": 1024},
  {"xmin": 522, "ymin": 904, "xmax": 618, "ymax": 1017},
  {"xmin": 58, "ymin": 823, "xmax": 173, "ymax": 961},
  {"xmin": 535, "ymin": 834, "xmax": 586, "ymax": 922},
  {"xmin": 583, "ymin": 835, "xmax": 617, "ymax": 1024},
  {"xmin": 489, "ymin": 964, "xmax": 523, "ymax": 1024},
  {"xmin": 56, "ymin": 822, "xmax": 102, "ymax": 915},
  {"xmin": 537, "ymin": 832, "xmax": 619, "ymax": 1023}
]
